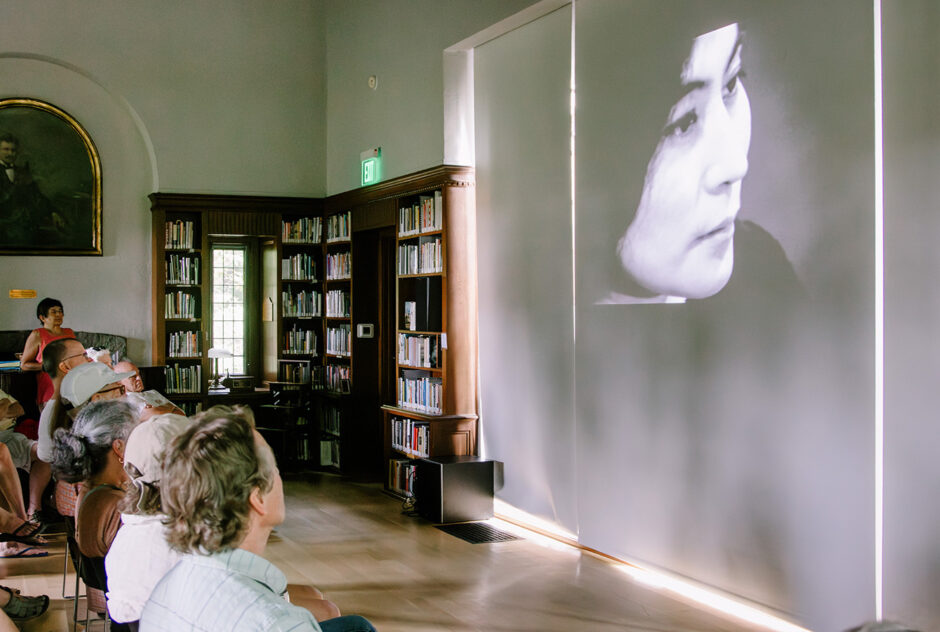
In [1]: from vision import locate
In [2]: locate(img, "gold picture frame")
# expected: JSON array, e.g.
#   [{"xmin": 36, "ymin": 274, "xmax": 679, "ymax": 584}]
[{"xmin": 0, "ymin": 98, "xmax": 102, "ymax": 255}]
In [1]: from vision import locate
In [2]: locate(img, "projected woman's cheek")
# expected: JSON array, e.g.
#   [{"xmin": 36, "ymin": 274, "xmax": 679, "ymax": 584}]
[{"xmin": 617, "ymin": 23, "xmax": 750, "ymax": 300}]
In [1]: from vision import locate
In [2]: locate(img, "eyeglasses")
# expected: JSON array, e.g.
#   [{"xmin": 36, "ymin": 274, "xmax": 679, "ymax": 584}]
[
  {"xmin": 93, "ymin": 384, "xmax": 126, "ymax": 400},
  {"xmin": 61, "ymin": 351, "xmax": 90, "ymax": 364}
]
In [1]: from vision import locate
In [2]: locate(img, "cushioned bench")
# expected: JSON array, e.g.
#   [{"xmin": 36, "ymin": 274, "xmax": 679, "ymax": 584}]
[
  {"xmin": 0, "ymin": 330, "xmax": 127, "ymax": 363},
  {"xmin": 0, "ymin": 330, "xmax": 129, "ymax": 420}
]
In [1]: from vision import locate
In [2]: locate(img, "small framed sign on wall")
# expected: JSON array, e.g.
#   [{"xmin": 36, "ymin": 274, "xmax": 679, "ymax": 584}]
[{"xmin": 0, "ymin": 98, "xmax": 102, "ymax": 255}]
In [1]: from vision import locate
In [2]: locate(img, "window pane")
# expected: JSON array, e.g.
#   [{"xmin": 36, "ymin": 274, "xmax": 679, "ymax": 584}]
[{"xmin": 211, "ymin": 245, "xmax": 247, "ymax": 375}]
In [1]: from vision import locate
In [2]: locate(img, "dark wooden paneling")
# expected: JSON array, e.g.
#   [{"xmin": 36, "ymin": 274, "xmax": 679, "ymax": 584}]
[{"xmin": 206, "ymin": 210, "xmax": 279, "ymax": 237}]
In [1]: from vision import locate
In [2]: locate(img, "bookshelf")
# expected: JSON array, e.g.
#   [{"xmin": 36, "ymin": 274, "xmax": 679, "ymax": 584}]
[
  {"xmin": 150, "ymin": 193, "xmax": 317, "ymax": 427},
  {"xmin": 320, "ymin": 209, "xmax": 353, "ymax": 472},
  {"xmin": 154, "ymin": 208, "xmax": 204, "ymax": 413},
  {"xmin": 378, "ymin": 167, "xmax": 479, "ymax": 498},
  {"xmin": 150, "ymin": 168, "xmax": 477, "ymax": 484}
]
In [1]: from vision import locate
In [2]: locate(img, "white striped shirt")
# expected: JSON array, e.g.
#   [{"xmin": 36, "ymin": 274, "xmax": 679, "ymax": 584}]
[{"xmin": 140, "ymin": 548, "xmax": 322, "ymax": 631}]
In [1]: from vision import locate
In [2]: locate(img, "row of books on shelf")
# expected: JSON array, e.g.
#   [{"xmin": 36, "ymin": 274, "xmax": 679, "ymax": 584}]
[
  {"xmin": 325, "ymin": 365, "xmax": 350, "ymax": 393},
  {"xmin": 398, "ymin": 372, "xmax": 442, "ymax": 414},
  {"xmin": 325, "ymin": 252, "xmax": 351, "ymax": 280},
  {"xmin": 282, "ymin": 290, "xmax": 321, "ymax": 318},
  {"xmin": 321, "ymin": 438, "xmax": 341, "ymax": 467},
  {"xmin": 398, "ymin": 239, "xmax": 442, "ymax": 275},
  {"xmin": 168, "ymin": 330, "xmax": 200, "ymax": 358},
  {"xmin": 326, "ymin": 325, "xmax": 350, "ymax": 356},
  {"xmin": 326, "ymin": 211, "xmax": 351, "ymax": 242},
  {"xmin": 165, "ymin": 254, "xmax": 200, "ymax": 285},
  {"xmin": 165, "ymin": 363, "xmax": 202, "ymax": 394},
  {"xmin": 322, "ymin": 407, "xmax": 341, "ymax": 436},
  {"xmin": 278, "ymin": 361, "xmax": 310, "ymax": 384},
  {"xmin": 399, "ymin": 191, "xmax": 443, "ymax": 236},
  {"xmin": 165, "ymin": 219, "xmax": 196, "ymax": 249},
  {"xmin": 388, "ymin": 459, "xmax": 416, "ymax": 497},
  {"xmin": 390, "ymin": 416, "xmax": 430, "ymax": 458},
  {"xmin": 398, "ymin": 333, "xmax": 440, "ymax": 368},
  {"xmin": 294, "ymin": 437, "xmax": 313, "ymax": 463},
  {"xmin": 282, "ymin": 254, "xmax": 318, "ymax": 282},
  {"xmin": 283, "ymin": 326, "xmax": 317, "ymax": 355},
  {"xmin": 282, "ymin": 217, "xmax": 321, "ymax": 244},
  {"xmin": 325, "ymin": 290, "xmax": 350, "ymax": 318},
  {"xmin": 165, "ymin": 291, "xmax": 198, "ymax": 319}
]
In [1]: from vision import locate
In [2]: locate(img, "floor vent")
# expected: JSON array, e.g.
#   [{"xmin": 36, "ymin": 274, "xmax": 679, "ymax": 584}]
[{"xmin": 436, "ymin": 522, "xmax": 522, "ymax": 544}]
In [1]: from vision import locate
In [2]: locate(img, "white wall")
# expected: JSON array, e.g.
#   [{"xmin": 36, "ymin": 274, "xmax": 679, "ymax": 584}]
[
  {"xmin": 0, "ymin": 0, "xmax": 326, "ymax": 361},
  {"xmin": 323, "ymin": 0, "xmax": 538, "ymax": 195},
  {"xmin": 883, "ymin": 3, "xmax": 940, "ymax": 630}
]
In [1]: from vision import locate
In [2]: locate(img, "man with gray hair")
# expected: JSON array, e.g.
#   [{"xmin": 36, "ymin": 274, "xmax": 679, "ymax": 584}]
[{"xmin": 139, "ymin": 406, "xmax": 375, "ymax": 632}]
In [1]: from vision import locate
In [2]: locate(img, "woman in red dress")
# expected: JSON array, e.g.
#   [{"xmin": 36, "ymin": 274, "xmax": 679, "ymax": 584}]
[{"xmin": 19, "ymin": 298, "xmax": 76, "ymax": 409}]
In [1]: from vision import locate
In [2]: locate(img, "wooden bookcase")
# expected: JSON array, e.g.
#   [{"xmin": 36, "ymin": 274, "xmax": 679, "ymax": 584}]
[
  {"xmin": 320, "ymin": 208, "xmax": 353, "ymax": 472},
  {"xmin": 150, "ymin": 193, "xmax": 320, "ymax": 440},
  {"xmin": 151, "ymin": 200, "xmax": 205, "ymax": 416},
  {"xmin": 276, "ymin": 210, "xmax": 323, "ymax": 471},
  {"xmin": 150, "ymin": 167, "xmax": 477, "ymax": 483},
  {"xmin": 377, "ymin": 166, "xmax": 479, "ymax": 498}
]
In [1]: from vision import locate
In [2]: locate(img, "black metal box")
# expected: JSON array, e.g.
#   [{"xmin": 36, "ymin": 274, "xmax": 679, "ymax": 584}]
[{"xmin": 415, "ymin": 455, "xmax": 495, "ymax": 524}]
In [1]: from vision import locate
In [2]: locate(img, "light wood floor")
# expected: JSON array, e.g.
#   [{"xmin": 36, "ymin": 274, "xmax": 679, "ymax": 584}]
[{"xmin": 5, "ymin": 473, "xmax": 760, "ymax": 631}]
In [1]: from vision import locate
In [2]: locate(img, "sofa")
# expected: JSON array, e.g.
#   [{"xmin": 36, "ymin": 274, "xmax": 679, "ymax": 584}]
[
  {"xmin": 0, "ymin": 330, "xmax": 127, "ymax": 363},
  {"xmin": 0, "ymin": 330, "xmax": 129, "ymax": 420}
]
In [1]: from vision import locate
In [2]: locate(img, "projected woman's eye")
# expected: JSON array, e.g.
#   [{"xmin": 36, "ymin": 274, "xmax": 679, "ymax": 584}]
[{"xmin": 608, "ymin": 23, "xmax": 752, "ymax": 303}]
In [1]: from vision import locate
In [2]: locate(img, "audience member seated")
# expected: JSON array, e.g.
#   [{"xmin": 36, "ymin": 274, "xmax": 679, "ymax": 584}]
[
  {"xmin": 114, "ymin": 361, "xmax": 144, "ymax": 393},
  {"xmin": 18, "ymin": 297, "xmax": 76, "ymax": 410},
  {"xmin": 106, "ymin": 412, "xmax": 190, "ymax": 628},
  {"xmin": 35, "ymin": 337, "xmax": 93, "ymax": 464},
  {"xmin": 140, "ymin": 406, "xmax": 376, "ymax": 632},
  {"xmin": 51, "ymin": 400, "xmax": 138, "ymax": 631},
  {"xmin": 0, "ymin": 388, "xmax": 52, "ymax": 529},
  {"xmin": 51, "ymin": 399, "xmax": 137, "ymax": 560}
]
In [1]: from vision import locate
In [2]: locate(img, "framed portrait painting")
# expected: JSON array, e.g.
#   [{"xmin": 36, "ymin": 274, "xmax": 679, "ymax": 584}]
[{"xmin": 0, "ymin": 98, "xmax": 102, "ymax": 255}]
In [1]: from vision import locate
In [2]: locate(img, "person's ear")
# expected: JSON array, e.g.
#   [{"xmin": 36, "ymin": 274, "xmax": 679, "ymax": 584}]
[
  {"xmin": 112, "ymin": 438, "xmax": 126, "ymax": 459},
  {"xmin": 248, "ymin": 486, "xmax": 266, "ymax": 516}
]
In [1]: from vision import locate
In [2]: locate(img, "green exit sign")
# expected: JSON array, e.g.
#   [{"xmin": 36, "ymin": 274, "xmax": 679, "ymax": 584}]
[{"xmin": 360, "ymin": 147, "xmax": 382, "ymax": 186}]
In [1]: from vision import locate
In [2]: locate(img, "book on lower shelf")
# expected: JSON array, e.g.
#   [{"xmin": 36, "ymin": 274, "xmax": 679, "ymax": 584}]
[
  {"xmin": 320, "ymin": 439, "xmax": 340, "ymax": 468},
  {"xmin": 164, "ymin": 363, "xmax": 202, "ymax": 394},
  {"xmin": 398, "ymin": 333, "xmax": 440, "ymax": 368},
  {"xmin": 397, "ymin": 370, "xmax": 442, "ymax": 414},
  {"xmin": 278, "ymin": 359, "xmax": 311, "ymax": 384},
  {"xmin": 388, "ymin": 458, "xmax": 416, "ymax": 497},
  {"xmin": 390, "ymin": 416, "xmax": 429, "ymax": 458}
]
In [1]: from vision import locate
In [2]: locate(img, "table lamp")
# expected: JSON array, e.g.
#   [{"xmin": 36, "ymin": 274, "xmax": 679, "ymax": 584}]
[{"xmin": 207, "ymin": 347, "xmax": 233, "ymax": 391}]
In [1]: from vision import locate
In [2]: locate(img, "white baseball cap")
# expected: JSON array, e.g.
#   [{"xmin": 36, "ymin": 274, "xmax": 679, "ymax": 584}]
[
  {"xmin": 124, "ymin": 413, "xmax": 191, "ymax": 496},
  {"xmin": 60, "ymin": 362, "xmax": 135, "ymax": 407}
]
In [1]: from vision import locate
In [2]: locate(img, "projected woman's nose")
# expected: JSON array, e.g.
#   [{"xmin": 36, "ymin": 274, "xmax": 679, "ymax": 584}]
[{"xmin": 616, "ymin": 22, "xmax": 752, "ymax": 302}]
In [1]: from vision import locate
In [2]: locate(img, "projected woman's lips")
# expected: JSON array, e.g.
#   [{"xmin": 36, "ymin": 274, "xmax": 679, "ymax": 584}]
[{"xmin": 695, "ymin": 216, "xmax": 735, "ymax": 244}]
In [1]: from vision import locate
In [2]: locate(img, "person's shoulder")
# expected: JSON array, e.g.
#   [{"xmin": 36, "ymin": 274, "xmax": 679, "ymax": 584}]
[{"xmin": 81, "ymin": 485, "xmax": 125, "ymax": 510}]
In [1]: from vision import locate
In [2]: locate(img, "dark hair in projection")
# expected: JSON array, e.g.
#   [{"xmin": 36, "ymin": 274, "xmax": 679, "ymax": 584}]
[{"xmin": 578, "ymin": 2, "xmax": 746, "ymax": 300}]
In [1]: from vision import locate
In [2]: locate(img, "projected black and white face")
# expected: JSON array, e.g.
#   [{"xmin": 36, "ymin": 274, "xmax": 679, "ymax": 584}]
[{"xmin": 616, "ymin": 23, "xmax": 750, "ymax": 301}]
